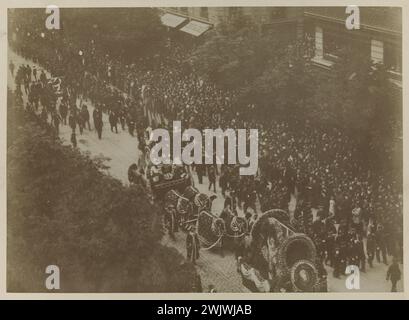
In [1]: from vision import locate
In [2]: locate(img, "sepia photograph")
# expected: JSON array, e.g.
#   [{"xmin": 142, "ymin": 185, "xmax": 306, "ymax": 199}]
[{"xmin": 6, "ymin": 4, "xmax": 403, "ymax": 294}]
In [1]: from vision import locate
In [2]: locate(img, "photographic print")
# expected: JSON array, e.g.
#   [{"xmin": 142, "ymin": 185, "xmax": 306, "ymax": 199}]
[{"xmin": 5, "ymin": 4, "xmax": 404, "ymax": 294}]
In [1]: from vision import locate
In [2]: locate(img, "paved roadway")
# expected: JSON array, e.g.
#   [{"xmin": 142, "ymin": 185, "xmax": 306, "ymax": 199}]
[{"xmin": 7, "ymin": 49, "xmax": 402, "ymax": 293}]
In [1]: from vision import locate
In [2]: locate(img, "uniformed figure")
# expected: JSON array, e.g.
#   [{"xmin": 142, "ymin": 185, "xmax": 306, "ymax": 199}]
[
  {"xmin": 81, "ymin": 104, "xmax": 91, "ymax": 130},
  {"xmin": 40, "ymin": 70, "xmax": 47, "ymax": 85},
  {"xmin": 325, "ymin": 219, "xmax": 337, "ymax": 267},
  {"xmin": 59, "ymin": 101, "xmax": 68, "ymax": 125},
  {"xmin": 386, "ymin": 257, "xmax": 401, "ymax": 292},
  {"xmin": 77, "ymin": 109, "xmax": 85, "ymax": 135},
  {"xmin": 127, "ymin": 113, "xmax": 135, "ymax": 136},
  {"xmin": 375, "ymin": 224, "xmax": 388, "ymax": 265},
  {"xmin": 312, "ymin": 215, "xmax": 327, "ymax": 263},
  {"xmin": 359, "ymin": 240, "xmax": 367, "ymax": 272},
  {"xmin": 196, "ymin": 164, "xmax": 205, "ymax": 184},
  {"xmin": 128, "ymin": 163, "xmax": 147, "ymax": 189},
  {"xmin": 51, "ymin": 111, "xmax": 62, "ymax": 135},
  {"xmin": 353, "ymin": 233, "xmax": 366, "ymax": 272},
  {"xmin": 164, "ymin": 204, "xmax": 178, "ymax": 239},
  {"xmin": 208, "ymin": 165, "xmax": 217, "ymax": 193},
  {"xmin": 333, "ymin": 230, "xmax": 348, "ymax": 278},
  {"xmin": 128, "ymin": 163, "xmax": 138, "ymax": 184},
  {"xmin": 109, "ymin": 110, "xmax": 118, "ymax": 133},
  {"xmin": 366, "ymin": 231, "xmax": 376, "ymax": 268},
  {"xmin": 315, "ymin": 258, "xmax": 328, "ymax": 292},
  {"xmin": 68, "ymin": 108, "xmax": 77, "ymax": 133},
  {"xmin": 186, "ymin": 226, "xmax": 200, "ymax": 264},
  {"xmin": 119, "ymin": 107, "xmax": 126, "ymax": 131},
  {"xmin": 24, "ymin": 64, "xmax": 31, "ymax": 94},
  {"xmin": 33, "ymin": 66, "xmax": 37, "ymax": 80},
  {"xmin": 93, "ymin": 107, "xmax": 103, "ymax": 139}
]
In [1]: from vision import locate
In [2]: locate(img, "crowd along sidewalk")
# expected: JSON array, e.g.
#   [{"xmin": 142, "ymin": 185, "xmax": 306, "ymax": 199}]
[{"xmin": 7, "ymin": 49, "xmax": 402, "ymax": 293}]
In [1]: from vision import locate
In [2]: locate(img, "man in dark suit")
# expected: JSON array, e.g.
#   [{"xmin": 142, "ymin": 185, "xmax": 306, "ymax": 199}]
[
  {"xmin": 186, "ymin": 226, "xmax": 200, "ymax": 265},
  {"xmin": 93, "ymin": 106, "xmax": 103, "ymax": 139},
  {"xmin": 386, "ymin": 257, "xmax": 401, "ymax": 292}
]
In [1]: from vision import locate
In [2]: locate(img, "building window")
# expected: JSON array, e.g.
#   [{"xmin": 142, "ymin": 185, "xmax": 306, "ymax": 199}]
[
  {"xmin": 323, "ymin": 29, "xmax": 349, "ymax": 61},
  {"xmin": 370, "ymin": 40, "xmax": 384, "ymax": 64},
  {"xmin": 311, "ymin": 26, "xmax": 335, "ymax": 68},
  {"xmin": 200, "ymin": 7, "xmax": 209, "ymax": 19},
  {"xmin": 315, "ymin": 26, "xmax": 324, "ymax": 58},
  {"xmin": 321, "ymin": 26, "xmax": 370, "ymax": 63}
]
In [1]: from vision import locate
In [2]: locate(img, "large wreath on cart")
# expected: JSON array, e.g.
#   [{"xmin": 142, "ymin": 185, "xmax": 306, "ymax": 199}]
[{"xmin": 243, "ymin": 209, "xmax": 320, "ymax": 292}]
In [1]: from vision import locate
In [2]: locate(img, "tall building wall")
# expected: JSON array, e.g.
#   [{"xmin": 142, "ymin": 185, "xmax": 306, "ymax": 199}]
[{"xmin": 160, "ymin": 6, "xmax": 401, "ymax": 81}]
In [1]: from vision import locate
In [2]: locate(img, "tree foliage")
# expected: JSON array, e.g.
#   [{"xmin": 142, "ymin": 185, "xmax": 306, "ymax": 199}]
[
  {"xmin": 188, "ymin": 20, "xmax": 287, "ymax": 89},
  {"xmin": 9, "ymin": 8, "xmax": 167, "ymax": 62},
  {"xmin": 62, "ymin": 8, "xmax": 166, "ymax": 60},
  {"xmin": 7, "ymin": 103, "xmax": 199, "ymax": 292},
  {"xmin": 237, "ymin": 42, "xmax": 316, "ymax": 122},
  {"xmin": 189, "ymin": 27, "xmax": 401, "ymax": 173}
]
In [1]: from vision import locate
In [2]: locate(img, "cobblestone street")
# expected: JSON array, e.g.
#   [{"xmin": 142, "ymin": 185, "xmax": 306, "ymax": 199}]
[{"xmin": 8, "ymin": 49, "xmax": 403, "ymax": 293}]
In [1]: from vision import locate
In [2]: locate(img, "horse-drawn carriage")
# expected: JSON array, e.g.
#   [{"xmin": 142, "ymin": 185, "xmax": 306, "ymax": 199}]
[
  {"xmin": 162, "ymin": 184, "xmax": 248, "ymax": 247},
  {"xmin": 163, "ymin": 186, "xmax": 212, "ymax": 234},
  {"xmin": 238, "ymin": 209, "xmax": 325, "ymax": 292},
  {"xmin": 146, "ymin": 163, "xmax": 192, "ymax": 198}
]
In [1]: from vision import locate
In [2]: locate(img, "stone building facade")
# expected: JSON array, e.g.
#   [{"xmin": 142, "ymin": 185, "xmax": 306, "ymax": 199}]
[
  {"xmin": 160, "ymin": 6, "xmax": 402, "ymax": 89},
  {"xmin": 303, "ymin": 7, "xmax": 402, "ymax": 87}
]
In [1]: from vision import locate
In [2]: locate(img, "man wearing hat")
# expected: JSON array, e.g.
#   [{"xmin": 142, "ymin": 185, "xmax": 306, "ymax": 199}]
[
  {"xmin": 186, "ymin": 225, "xmax": 200, "ymax": 265},
  {"xmin": 386, "ymin": 257, "xmax": 401, "ymax": 292},
  {"xmin": 164, "ymin": 204, "xmax": 178, "ymax": 240},
  {"xmin": 93, "ymin": 105, "xmax": 103, "ymax": 140}
]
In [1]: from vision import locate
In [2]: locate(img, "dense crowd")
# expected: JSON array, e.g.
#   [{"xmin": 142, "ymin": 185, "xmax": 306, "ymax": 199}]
[{"xmin": 9, "ymin": 15, "xmax": 403, "ymax": 285}]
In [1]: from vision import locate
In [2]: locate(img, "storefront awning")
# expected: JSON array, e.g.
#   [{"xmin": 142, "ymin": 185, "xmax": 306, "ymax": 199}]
[
  {"xmin": 180, "ymin": 20, "xmax": 212, "ymax": 37},
  {"xmin": 161, "ymin": 13, "xmax": 187, "ymax": 28}
]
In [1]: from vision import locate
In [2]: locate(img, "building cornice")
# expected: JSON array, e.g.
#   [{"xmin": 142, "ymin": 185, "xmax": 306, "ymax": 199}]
[{"xmin": 304, "ymin": 12, "xmax": 401, "ymax": 37}]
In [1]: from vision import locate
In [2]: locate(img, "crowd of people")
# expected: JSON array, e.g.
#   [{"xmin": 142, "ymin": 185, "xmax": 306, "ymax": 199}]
[{"xmin": 9, "ymin": 13, "xmax": 403, "ymax": 290}]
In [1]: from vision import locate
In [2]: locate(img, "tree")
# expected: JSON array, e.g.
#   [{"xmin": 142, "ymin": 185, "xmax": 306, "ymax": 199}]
[
  {"xmin": 7, "ymin": 105, "xmax": 199, "ymax": 292},
  {"xmin": 9, "ymin": 8, "xmax": 167, "ymax": 63},
  {"xmin": 188, "ymin": 21, "xmax": 285, "ymax": 89},
  {"xmin": 237, "ymin": 39, "xmax": 316, "ymax": 122},
  {"xmin": 62, "ymin": 8, "xmax": 166, "ymax": 60}
]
